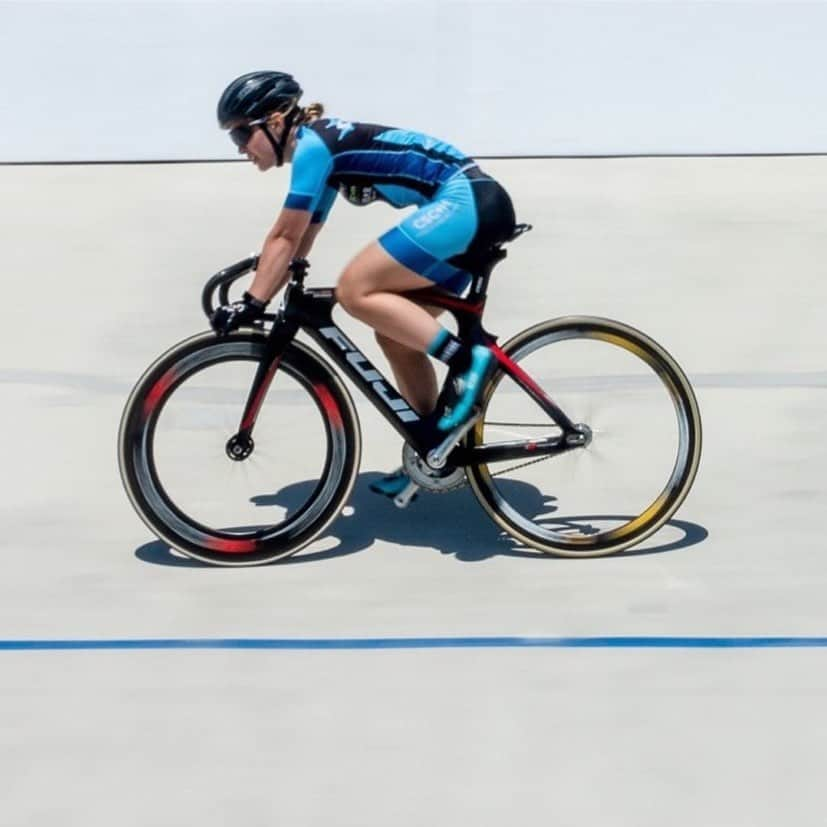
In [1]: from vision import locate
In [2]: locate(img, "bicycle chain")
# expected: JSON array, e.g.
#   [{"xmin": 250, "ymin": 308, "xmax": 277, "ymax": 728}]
[
  {"xmin": 483, "ymin": 421, "xmax": 559, "ymax": 479},
  {"xmin": 416, "ymin": 421, "xmax": 557, "ymax": 493},
  {"xmin": 490, "ymin": 452, "xmax": 555, "ymax": 479}
]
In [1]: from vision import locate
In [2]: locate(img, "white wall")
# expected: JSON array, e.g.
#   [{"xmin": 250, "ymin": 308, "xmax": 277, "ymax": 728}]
[{"xmin": 1, "ymin": 0, "xmax": 826, "ymax": 162}]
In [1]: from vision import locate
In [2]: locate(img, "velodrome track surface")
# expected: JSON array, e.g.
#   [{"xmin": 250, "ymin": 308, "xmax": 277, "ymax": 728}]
[{"xmin": 1, "ymin": 157, "xmax": 825, "ymax": 824}]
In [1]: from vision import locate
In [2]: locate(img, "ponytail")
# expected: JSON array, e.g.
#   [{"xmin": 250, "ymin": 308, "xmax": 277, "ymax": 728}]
[{"xmin": 299, "ymin": 102, "xmax": 325, "ymax": 123}]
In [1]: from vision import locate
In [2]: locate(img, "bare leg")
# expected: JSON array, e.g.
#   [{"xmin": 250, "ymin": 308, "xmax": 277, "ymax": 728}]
[
  {"xmin": 336, "ymin": 242, "xmax": 445, "ymax": 352},
  {"xmin": 375, "ymin": 302, "xmax": 445, "ymax": 414},
  {"xmin": 337, "ymin": 242, "xmax": 454, "ymax": 414}
]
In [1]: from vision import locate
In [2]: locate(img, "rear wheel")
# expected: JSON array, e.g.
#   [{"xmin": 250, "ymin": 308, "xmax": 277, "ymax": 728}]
[
  {"xmin": 118, "ymin": 332, "xmax": 361, "ymax": 566},
  {"xmin": 465, "ymin": 316, "xmax": 702, "ymax": 557}
]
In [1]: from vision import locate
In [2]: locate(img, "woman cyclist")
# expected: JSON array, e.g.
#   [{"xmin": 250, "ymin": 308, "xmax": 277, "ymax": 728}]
[{"xmin": 211, "ymin": 71, "xmax": 517, "ymax": 496}]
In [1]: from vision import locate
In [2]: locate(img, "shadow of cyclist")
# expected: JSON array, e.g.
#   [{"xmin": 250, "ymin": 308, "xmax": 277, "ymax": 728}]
[{"xmin": 135, "ymin": 471, "xmax": 707, "ymax": 567}]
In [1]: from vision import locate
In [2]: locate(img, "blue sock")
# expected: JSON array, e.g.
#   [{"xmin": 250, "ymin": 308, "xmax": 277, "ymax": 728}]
[{"xmin": 427, "ymin": 328, "xmax": 470, "ymax": 373}]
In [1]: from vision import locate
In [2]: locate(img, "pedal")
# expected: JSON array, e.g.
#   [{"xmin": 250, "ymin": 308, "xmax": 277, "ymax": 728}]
[
  {"xmin": 393, "ymin": 480, "xmax": 421, "ymax": 509},
  {"xmin": 426, "ymin": 409, "xmax": 481, "ymax": 470}
]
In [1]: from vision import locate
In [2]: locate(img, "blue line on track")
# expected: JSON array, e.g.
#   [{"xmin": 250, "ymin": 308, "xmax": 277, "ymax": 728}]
[{"xmin": 1, "ymin": 637, "xmax": 827, "ymax": 651}]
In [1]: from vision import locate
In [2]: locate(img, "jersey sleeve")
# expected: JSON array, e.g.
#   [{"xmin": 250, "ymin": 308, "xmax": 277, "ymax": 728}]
[
  {"xmin": 311, "ymin": 185, "xmax": 338, "ymax": 224},
  {"xmin": 284, "ymin": 127, "xmax": 334, "ymax": 215}
]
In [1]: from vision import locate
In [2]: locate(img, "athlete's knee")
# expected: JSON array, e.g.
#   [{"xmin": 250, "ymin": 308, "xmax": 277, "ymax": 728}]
[{"xmin": 335, "ymin": 268, "xmax": 366, "ymax": 315}]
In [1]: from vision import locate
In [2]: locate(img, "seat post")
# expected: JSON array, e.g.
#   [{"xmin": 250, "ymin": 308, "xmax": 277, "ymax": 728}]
[
  {"xmin": 466, "ymin": 247, "xmax": 507, "ymax": 302},
  {"xmin": 462, "ymin": 223, "xmax": 531, "ymax": 301}
]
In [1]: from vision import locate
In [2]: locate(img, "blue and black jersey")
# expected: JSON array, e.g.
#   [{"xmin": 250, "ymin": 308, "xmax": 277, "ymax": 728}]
[
  {"xmin": 286, "ymin": 118, "xmax": 476, "ymax": 222},
  {"xmin": 285, "ymin": 117, "xmax": 516, "ymax": 293}
]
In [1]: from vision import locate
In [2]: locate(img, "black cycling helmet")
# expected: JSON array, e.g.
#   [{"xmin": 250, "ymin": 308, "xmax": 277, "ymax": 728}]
[
  {"xmin": 217, "ymin": 71, "xmax": 303, "ymax": 127},
  {"xmin": 218, "ymin": 71, "xmax": 304, "ymax": 167}
]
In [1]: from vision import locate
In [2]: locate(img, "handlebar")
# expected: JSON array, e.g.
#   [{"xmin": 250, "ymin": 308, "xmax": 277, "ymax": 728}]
[
  {"xmin": 201, "ymin": 256, "xmax": 258, "ymax": 318},
  {"xmin": 201, "ymin": 256, "xmax": 310, "ymax": 319}
]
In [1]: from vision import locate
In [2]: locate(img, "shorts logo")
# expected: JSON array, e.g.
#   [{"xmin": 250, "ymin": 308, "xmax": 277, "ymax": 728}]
[{"xmin": 412, "ymin": 201, "xmax": 459, "ymax": 232}]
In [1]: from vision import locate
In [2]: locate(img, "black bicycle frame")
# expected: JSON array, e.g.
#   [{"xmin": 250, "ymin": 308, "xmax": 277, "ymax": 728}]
[{"xmin": 204, "ymin": 251, "xmax": 581, "ymax": 468}]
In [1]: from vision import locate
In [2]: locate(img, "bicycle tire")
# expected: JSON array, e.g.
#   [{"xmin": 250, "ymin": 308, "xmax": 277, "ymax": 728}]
[
  {"xmin": 118, "ymin": 331, "xmax": 361, "ymax": 566},
  {"xmin": 465, "ymin": 316, "xmax": 702, "ymax": 557}
]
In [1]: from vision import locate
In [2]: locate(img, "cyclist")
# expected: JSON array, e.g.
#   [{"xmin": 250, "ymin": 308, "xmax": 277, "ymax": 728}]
[{"xmin": 212, "ymin": 71, "xmax": 516, "ymax": 496}]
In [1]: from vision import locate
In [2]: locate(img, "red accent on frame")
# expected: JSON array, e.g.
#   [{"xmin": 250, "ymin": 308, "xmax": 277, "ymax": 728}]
[
  {"xmin": 314, "ymin": 383, "xmax": 343, "ymax": 429},
  {"xmin": 143, "ymin": 368, "xmax": 178, "ymax": 420},
  {"xmin": 241, "ymin": 357, "xmax": 281, "ymax": 432},
  {"xmin": 490, "ymin": 344, "xmax": 553, "ymax": 405},
  {"xmin": 406, "ymin": 288, "xmax": 485, "ymax": 316},
  {"xmin": 203, "ymin": 536, "xmax": 257, "ymax": 554}
]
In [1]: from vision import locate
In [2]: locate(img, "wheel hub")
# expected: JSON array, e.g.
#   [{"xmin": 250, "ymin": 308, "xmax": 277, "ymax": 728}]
[
  {"xmin": 566, "ymin": 423, "xmax": 593, "ymax": 448},
  {"xmin": 226, "ymin": 434, "xmax": 254, "ymax": 461}
]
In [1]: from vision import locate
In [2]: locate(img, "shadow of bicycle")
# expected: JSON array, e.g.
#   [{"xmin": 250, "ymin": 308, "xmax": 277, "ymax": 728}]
[{"xmin": 134, "ymin": 471, "xmax": 708, "ymax": 568}]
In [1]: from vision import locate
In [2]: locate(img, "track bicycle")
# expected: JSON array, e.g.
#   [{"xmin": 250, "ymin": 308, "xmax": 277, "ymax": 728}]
[{"xmin": 118, "ymin": 225, "xmax": 702, "ymax": 566}]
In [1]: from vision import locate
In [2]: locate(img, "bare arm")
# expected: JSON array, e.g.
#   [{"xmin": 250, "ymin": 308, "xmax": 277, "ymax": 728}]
[
  {"xmin": 246, "ymin": 208, "xmax": 313, "ymax": 304},
  {"xmin": 294, "ymin": 222, "xmax": 324, "ymax": 260}
]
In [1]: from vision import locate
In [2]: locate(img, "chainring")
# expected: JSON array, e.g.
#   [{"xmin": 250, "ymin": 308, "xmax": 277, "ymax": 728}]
[{"xmin": 402, "ymin": 443, "xmax": 467, "ymax": 493}]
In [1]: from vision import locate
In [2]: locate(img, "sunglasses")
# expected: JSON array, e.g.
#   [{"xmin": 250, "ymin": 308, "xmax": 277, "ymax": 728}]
[{"xmin": 228, "ymin": 117, "xmax": 269, "ymax": 148}]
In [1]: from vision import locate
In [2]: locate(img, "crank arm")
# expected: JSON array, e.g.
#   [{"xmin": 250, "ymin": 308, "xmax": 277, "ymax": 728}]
[
  {"xmin": 393, "ymin": 480, "xmax": 421, "ymax": 509},
  {"xmin": 426, "ymin": 410, "xmax": 482, "ymax": 470}
]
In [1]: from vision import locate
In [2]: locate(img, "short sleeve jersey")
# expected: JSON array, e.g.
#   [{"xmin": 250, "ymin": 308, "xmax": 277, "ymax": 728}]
[{"xmin": 285, "ymin": 118, "xmax": 474, "ymax": 224}]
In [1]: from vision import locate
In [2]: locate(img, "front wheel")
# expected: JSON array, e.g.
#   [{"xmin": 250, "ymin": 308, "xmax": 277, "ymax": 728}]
[
  {"xmin": 465, "ymin": 316, "xmax": 702, "ymax": 557},
  {"xmin": 118, "ymin": 332, "xmax": 361, "ymax": 566}
]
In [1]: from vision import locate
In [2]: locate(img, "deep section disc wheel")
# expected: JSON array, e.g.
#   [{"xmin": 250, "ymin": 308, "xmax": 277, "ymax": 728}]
[
  {"xmin": 465, "ymin": 316, "xmax": 702, "ymax": 557},
  {"xmin": 118, "ymin": 332, "xmax": 361, "ymax": 566}
]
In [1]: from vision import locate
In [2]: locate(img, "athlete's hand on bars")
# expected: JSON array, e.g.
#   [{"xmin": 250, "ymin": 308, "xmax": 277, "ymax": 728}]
[{"xmin": 210, "ymin": 292, "xmax": 268, "ymax": 335}]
